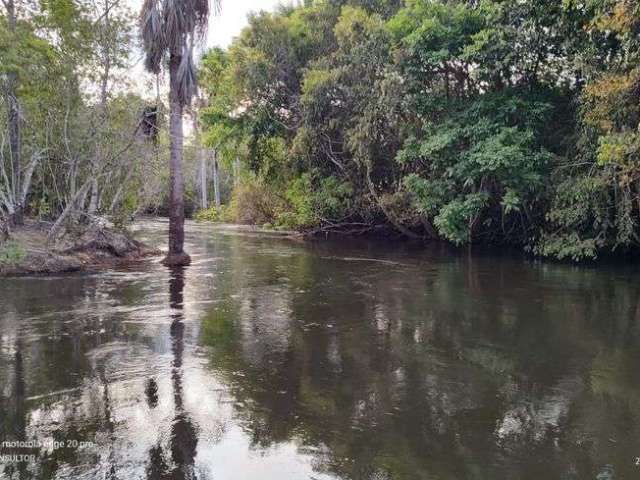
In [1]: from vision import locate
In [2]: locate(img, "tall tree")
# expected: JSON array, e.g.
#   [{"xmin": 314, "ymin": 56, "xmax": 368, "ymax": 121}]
[
  {"xmin": 140, "ymin": 0, "xmax": 215, "ymax": 266},
  {"xmin": 192, "ymin": 105, "xmax": 208, "ymax": 209},
  {"xmin": 3, "ymin": 0, "xmax": 22, "ymax": 225}
]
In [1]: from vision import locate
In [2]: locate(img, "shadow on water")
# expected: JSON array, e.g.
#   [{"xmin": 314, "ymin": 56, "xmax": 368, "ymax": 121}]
[{"xmin": 0, "ymin": 219, "xmax": 639, "ymax": 479}]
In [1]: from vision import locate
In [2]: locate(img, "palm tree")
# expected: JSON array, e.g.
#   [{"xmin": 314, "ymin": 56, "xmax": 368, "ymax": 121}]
[{"xmin": 140, "ymin": 0, "xmax": 216, "ymax": 266}]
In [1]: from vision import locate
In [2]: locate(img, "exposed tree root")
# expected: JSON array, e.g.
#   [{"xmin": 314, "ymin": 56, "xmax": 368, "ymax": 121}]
[
  {"xmin": 0, "ymin": 218, "xmax": 160, "ymax": 276},
  {"xmin": 162, "ymin": 251, "xmax": 192, "ymax": 267}
]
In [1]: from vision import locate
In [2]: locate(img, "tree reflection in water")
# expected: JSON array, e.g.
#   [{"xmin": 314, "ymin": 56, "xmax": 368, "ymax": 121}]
[
  {"xmin": 147, "ymin": 267, "xmax": 198, "ymax": 480},
  {"xmin": 97, "ymin": 364, "xmax": 116, "ymax": 480},
  {"xmin": 1, "ymin": 221, "xmax": 640, "ymax": 480},
  {"xmin": 197, "ymin": 234, "xmax": 640, "ymax": 480},
  {"xmin": 3, "ymin": 338, "xmax": 27, "ymax": 480}
]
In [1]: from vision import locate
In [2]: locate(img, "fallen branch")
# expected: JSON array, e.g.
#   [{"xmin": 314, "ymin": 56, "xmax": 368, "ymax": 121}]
[{"xmin": 305, "ymin": 222, "xmax": 387, "ymax": 237}]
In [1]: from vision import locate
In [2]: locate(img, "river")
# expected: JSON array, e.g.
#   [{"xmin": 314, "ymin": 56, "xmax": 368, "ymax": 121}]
[{"xmin": 1, "ymin": 219, "xmax": 639, "ymax": 479}]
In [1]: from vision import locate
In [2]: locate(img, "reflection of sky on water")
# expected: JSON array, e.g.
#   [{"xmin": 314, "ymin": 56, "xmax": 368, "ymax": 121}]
[{"xmin": 1, "ymin": 219, "xmax": 640, "ymax": 479}]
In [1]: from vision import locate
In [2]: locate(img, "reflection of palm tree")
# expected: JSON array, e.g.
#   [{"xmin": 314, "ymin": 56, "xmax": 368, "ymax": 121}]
[
  {"xmin": 145, "ymin": 378, "xmax": 159, "ymax": 409},
  {"xmin": 147, "ymin": 267, "xmax": 198, "ymax": 480},
  {"xmin": 97, "ymin": 364, "xmax": 117, "ymax": 480}
]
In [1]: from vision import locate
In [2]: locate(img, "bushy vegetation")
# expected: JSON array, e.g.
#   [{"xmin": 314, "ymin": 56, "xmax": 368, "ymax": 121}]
[
  {"xmin": 0, "ymin": 240, "xmax": 25, "ymax": 265},
  {"xmin": 194, "ymin": 206, "xmax": 222, "ymax": 223},
  {"xmin": 2, "ymin": 0, "xmax": 639, "ymax": 261},
  {"xmin": 197, "ymin": 0, "xmax": 640, "ymax": 260},
  {"xmin": 0, "ymin": 0, "xmax": 168, "ymax": 237}
]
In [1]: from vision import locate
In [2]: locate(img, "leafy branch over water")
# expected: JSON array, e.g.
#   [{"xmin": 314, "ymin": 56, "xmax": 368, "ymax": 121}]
[{"xmin": 196, "ymin": 0, "xmax": 640, "ymax": 261}]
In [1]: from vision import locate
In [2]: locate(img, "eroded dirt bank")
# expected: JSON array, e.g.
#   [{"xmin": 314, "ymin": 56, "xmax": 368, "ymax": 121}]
[{"xmin": 0, "ymin": 219, "xmax": 160, "ymax": 276}]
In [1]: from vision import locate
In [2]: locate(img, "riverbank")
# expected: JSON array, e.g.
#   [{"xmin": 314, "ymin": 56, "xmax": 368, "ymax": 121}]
[
  {"xmin": 0, "ymin": 219, "xmax": 160, "ymax": 276},
  {"xmin": 202, "ymin": 223, "xmax": 302, "ymax": 239}
]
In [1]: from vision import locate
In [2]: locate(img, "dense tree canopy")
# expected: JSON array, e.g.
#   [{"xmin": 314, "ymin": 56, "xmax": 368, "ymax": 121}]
[
  {"xmin": 0, "ymin": 0, "xmax": 165, "ymax": 236},
  {"xmin": 198, "ymin": 0, "xmax": 640, "ymax": 260},
  {"xmin": 2, "ymin": 0, "xmax": 639, "ymax": 261}
]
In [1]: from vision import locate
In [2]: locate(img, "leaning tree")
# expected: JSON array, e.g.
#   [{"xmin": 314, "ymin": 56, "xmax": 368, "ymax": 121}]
[{"xmin": 140, "ymin": 0, "xmax": 215, "ymax": 266}]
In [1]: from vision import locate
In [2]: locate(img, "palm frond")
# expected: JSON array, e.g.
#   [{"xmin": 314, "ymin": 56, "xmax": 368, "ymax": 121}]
[
  {"xmin": 193, "ymin": 0, "xmax": 211, "ymax": 32},
  {"xmin": 141, "ymin": 0, "xmax": 218, "ymax": 103},
  {"xmin": 163, "ymin": 0, "xmax": 187, "ymax": 52},
  {"xmin": 176, "ymin": 44, "xmax": 198, "ymax": 106},
  {"xmin": 185, "ymin": 0, "xmax": 214, "ymax": 43},
  {"xmin": 140, "ymin": 0, "xmax": 166, "ymax": 73}
]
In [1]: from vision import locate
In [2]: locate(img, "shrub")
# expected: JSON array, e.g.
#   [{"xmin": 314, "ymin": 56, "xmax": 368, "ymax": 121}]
[
  {"xmin": 0, "ymin": 241, "xmax": 26, "ymax": 265},
  {"xmin": 227, "ymin": 179, "xmax": 284, "ymax": 225},
  {"xmin": 194, "ymin": 206, "xmax": 221, "ymax": 223},
  {"xmin": 277, "ymin": 174, "xmax": 315, "ymax": 228},
  {"xmin": 276, "ymin": 174, "xmax": 354, "ymax": 229},
  {"xmin": 219, "ymin": 174, "xmax": 354, "ymax": 230}
]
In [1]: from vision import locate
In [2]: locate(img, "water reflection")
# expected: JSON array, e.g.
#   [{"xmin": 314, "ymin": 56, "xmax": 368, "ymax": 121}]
[
  {"xmin": 2, "ymin": 337, "xmax": 27, "ymax": 480},
  {"xmin": 146, "ymin": 267, "xmax": 198, "ymax": 480},
  {"xmin": 0, "ymin": 219, "xmax": 639, "ymax": 479}
]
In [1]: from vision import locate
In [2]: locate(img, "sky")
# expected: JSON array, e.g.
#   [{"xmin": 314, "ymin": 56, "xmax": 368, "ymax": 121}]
[
  {"xmin": 206, "ymin": 0, "xmax": 290, "ymax": 48},
  {"xmin": 128, "ymin": 0, "xmax": 288, "ymax": 48},
  {"xmin": 126, "ymin": 0, "xmax": 290, "ymax": 99}
]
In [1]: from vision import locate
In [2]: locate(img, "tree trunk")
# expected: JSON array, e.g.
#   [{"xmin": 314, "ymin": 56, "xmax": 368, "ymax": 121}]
[
  {"xmin": 164, "ymin": 51, "xmax": 190, "ymax": 266},
  {"xmin": 200, "ymin": 154, "xmax": 208, "ymax": 209},
  {"xmin": 0, "ymin": 217, "xmax": 9, "ymax": 243},
  {"xmin": 47, "ymin": 180, "xmax": 93, "ymax": 244},
  {"xmin": 6, "ymin": 0, "xmax": 22, "ymax": 225},
  {"xmin": 88, "ymin": 179, "xmax": 100, "ymax": 215},
  {"xmin": 234, "ymin": 156, "xmax": 240, "ymax": 187},
  {"xmin": 87, "ymin": 0, "xmax": 112, "ymax": 218},
  {"xmin": 7, "ymin": 81, "xmax": 22, "ymax": 225},
  {"xmin": 365, "ymin": 164, "xmax": 424, "ymax": 240},
  {"xmin": 193, "ymin": 109, "xmax": 207, "ymax": 209},
  {"xmin": 213, "ymin": 150, "xmax": 221, "ymax": 207}
]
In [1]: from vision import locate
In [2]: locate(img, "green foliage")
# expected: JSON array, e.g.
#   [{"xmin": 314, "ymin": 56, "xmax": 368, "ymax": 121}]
[
  {"xmin": 194, "ymin": 206, "xmax": 221, "ymax": 223},
  {"xmin": 0, "ymin": 0, "xmax": 152, "ymax": 230},
  {"xmin": 401, "ymin": 90, "xmax": 556, "ymax": 244},
  {"xmin": 0, "ymin": 241, "xmax": 26, "ymax": 265},
  {"xmin": 275, "ymin": 173, "xmax": 354, "ymax": 228},
  {"xmin": 224, "ymin": 179, "xmax": 284, "ymax": 226},
  {"xmin": 278, "ymin": 174, "xmax": 315, "ymax": 228},
  {"xmin": 316, "ymin": 176, "xmax": 354, "ymax": 219},
  {"xmin": 1, "ymin": 0, "xmax": 636, "ymax": 261},
  {"xmin": 194, "ymin": 203, "xmax": 237, "ymax": 224},
  {"xmin": 532, "ymin": 0, "xmax": 640, "ymax": 260},
  {"xmin": 29, "ymin": 197, "xmax": 52, "ymax": 219},
  {"xmin": 196, "ymin": 0, "xmax": 640, "ymax": 261},
  {"xmin": 433, "ymin": 193, "xmax": 490, "ymax": 245}
]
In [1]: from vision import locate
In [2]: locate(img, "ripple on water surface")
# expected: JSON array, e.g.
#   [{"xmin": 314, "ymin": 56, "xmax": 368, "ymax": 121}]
[{"xmin": 1, "ymin": 220, "xmax": 640, "ymax": 479}]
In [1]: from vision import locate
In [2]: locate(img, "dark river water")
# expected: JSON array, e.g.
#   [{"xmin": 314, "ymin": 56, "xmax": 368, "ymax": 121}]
[{"xmin": 1, "ymin": 219, "xmax": 639, "ymax": 480}]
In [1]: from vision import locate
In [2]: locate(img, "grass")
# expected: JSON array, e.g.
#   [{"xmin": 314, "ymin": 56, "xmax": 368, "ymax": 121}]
[{"xmin": 0, "ymin": 240, "xmax": 26, "ymax": 265}]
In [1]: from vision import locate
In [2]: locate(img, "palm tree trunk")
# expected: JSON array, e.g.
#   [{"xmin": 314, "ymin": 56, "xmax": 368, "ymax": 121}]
[{"xmin": 164, "ymin": 51, "xmax": 190, "ymax": 266}]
